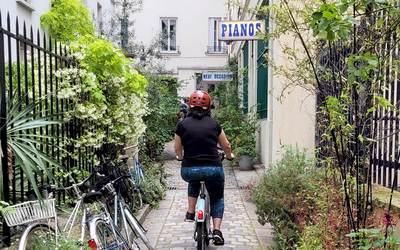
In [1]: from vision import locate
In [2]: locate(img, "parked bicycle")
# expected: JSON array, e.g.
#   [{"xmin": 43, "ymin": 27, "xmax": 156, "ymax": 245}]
[
  {"xmin": 89, "ymin": 174, "xmax": 154, "ymax": 250},
  {"xmin": 95, "ymin": 149, "xmax": 143, "ymax": 212},
  {"xmin": 3, "ymin": 185, "xmax": 59, "ymax": 250}
]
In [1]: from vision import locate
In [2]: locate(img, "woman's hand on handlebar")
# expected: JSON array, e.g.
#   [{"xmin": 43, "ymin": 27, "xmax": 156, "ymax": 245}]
[{"xmin": 225, "ymin": 153, "xmax": 234, "ymax": 161}]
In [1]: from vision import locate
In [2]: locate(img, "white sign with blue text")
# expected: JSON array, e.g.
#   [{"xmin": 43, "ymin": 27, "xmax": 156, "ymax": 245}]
[
  {"xmin": 218, "ymin": 20, "xmax": 265, "ymax": 41},
  {"xmin": 202, "ymin": 72, "xmax": 233, "ymax": 82}
]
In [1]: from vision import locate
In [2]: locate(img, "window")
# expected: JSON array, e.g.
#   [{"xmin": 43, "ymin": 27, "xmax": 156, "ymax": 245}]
[
  {"xmin": 161, "ymin": 18, "xmax": 177, "ymax": 52},
  {"xmin": 97, "ymin": 2, "xmax": 102, "ymax": 18},
  {"xmin": 97, "ymin": 2, "xmax": 103, "ymax": 32},
  {"xmin": 256, "ymin": 16, "xmax": 269, "ymax": 119},
  {"xmin": 207, "ymin": 18, "xmax": 227, "ymax": 53}
]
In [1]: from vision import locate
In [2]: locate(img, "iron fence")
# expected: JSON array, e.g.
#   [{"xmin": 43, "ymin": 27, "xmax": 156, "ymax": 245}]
[
  {"xmin": 0, "ymin": 11, "xmax": 100, "ymax": 244},
  {"xmin": 315, "ymin": 10, "xmax": 400, "ymax": 190}
]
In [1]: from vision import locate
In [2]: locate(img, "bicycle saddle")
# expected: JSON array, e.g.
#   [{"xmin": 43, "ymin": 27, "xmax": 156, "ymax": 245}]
[{"xmin": 83, "ymin": 191, "xmax": 103, "ymax": 204}]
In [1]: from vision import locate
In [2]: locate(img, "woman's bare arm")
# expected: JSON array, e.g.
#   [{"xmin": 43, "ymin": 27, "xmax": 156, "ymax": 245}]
[
  {"xmin": 218, "ymin": 129, "xmax": 233, "ymax": 159},
  {"xmin": 174, "ymin": 134, "xmax": 184, "ymax": 160}
]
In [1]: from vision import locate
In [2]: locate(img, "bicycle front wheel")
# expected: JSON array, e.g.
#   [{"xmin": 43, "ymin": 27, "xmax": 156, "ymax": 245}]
[
  {"xmin": 19, "ymin": 224, "xmax": 55, "ymax": 250},
  {"xmin": 90, "ymin": 219, "xmax": 128, "ymax": 250},
  {"xmin": 124, "ymin": 207, "xmax": 154, "ymax": 250},
  {"xmin": 196, "ymin": 222, "xmax": 205, "ymax": 250}
]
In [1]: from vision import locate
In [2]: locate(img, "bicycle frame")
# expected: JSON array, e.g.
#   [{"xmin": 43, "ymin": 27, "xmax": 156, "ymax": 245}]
[
  {"xmin": 96, "ymin": 176, "xmax": 153, "ymax": 250},
  {"xmin": 194, "ymin": 181, "xmax": 213, "ymax": 247},
  {"xmin": 63, "ymin": 189, "xmax": 90, "ymax": 242}
]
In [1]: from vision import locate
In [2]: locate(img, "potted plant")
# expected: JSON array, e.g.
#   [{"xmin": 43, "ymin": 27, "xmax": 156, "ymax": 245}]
[{"xmin": 234, "ymin": 109, "xmax": 260, "ymax": 170}]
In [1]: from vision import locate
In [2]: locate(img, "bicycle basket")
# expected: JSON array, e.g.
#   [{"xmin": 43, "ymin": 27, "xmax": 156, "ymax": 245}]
[{"xmin": 3, "ymin": 199, "xmax": 56, "ymax": 227}]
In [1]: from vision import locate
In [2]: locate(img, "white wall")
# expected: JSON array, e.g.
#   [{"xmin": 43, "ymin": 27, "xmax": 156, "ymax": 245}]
[
  {"xmin": 229, "ymin": 0, "xmax": 315, "ymax": 165},
  {"xmin": 1, "ymin": 0, "xmax": 114, "ymax": 42},
  {"xmin": 133, "ymin": 0, "xmax": 230, "ymax": 96}
]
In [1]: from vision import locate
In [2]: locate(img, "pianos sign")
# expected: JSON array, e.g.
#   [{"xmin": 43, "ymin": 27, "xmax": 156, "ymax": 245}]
[
  {"xmin": 202, "ymin": 72, "xmax": 233, "ymax": 82},
  {"xmin": 218, "ymin": 20, "xmax": 265, "ymax": 41}
]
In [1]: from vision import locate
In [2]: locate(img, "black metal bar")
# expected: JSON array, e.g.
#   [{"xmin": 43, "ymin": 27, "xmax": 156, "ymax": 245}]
[
  {"xmin": 0, "ymin": 10, "xmax": 11, "ymax": 246},
  {"xmin": 23, "ymin": 22, "xmax": 31, "ymax": 192},
  {"xmin": 7, "ymin": 12, "xmax": 16, "ymax": 205},
  {"xmin": 44, "ymin": 35, "xmax": 49, "ymax": 184},
  {"xmin": 50, "ymin": 38, "xmax": 54, "ymax": 184},
  {"xmin": 38, "ymin": 29, "xmax": 43, "ymax": 186}
]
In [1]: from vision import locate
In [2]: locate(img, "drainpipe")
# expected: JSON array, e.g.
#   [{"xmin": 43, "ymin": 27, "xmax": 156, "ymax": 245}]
[{"xmin": 268, "ymin": 0, "xmax": 278, "ymax": 163}]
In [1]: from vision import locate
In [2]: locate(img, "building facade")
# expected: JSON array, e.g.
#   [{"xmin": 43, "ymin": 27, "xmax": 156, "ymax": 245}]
[
  {"xmin": 1, "ymin": 0, "xmax": 115, "ymax": 64},
  {"xmin": 228, "ymin": 0, "xmax": 315, "ymax": 164},
  {"xmin": 132, "ymin": 0, "xmax": 229, "ymax": 98},
  {"xmin": 1, "ymin": 0, "xmax": 114, "ymax": 44}
]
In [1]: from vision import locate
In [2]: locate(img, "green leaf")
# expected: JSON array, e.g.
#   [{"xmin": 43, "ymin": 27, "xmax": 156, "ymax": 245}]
[
  {"xmin": 358, "ymin": 134, "xmax": 364, "ymax": 143},
  {"xmin": 361, "ymin": 243, "xmax": 372, "ymax": 250},
  {"xmin": 346, "ymin": 232, "xmax": 358, "ymax": 237},
  {"xmin": 331, "ymin": 23, "xmax": 340, "ymax": 30},
  {"xmin": 347, "ymin": 16, "xmax": 357, "ymax": 25},
  {"xmin": 327, "ymin": 30, "xmax": 335, "ymax": 41},
  {"xmin": 323, "ymin": 11, "xmax": 333, "ymax": 19},
  {"xmin": 338, "ymin": 28, "xmax": 348, "ymax": 39},
  {"xmin": 377, "ymin": 18, "xmax": 384, "ymax": 26},
  {"xmin": 372, "ymin": 239, "xmax": 384, "ymax": 246},
  {"xmin": 348, "ymin": 74, "xmax": 356, "ymax": 84},
  {"xmin": 367, "ymin": 58, "xmax": 378, "ymax": 67},
  {"xmin": 312, "ymin": 12, "xmax": 323, "ymax": 20},
  {"xmin": 319, "ymin": 18, "xmax": 330, "ymax": 31},
  {"xmin": 340, "ymin": 3, "xmax": 349, "ymax": 13}
]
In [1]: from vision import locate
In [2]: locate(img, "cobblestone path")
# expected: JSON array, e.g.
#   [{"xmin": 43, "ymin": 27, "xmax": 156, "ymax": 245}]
[{"xmin": 141, "ymin": 142, "xmax": 275, "ymax": 250}]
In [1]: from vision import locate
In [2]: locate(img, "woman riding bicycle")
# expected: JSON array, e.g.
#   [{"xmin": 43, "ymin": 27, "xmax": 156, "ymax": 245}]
[{"xmin": 174, "ymin": 90, "xmax": 233, "ymax": 246}]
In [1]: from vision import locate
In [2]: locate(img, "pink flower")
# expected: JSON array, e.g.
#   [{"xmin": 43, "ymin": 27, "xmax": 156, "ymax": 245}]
[{"xmin": 382, "ymin": 211, "xmax": 396, "ymax": 227}]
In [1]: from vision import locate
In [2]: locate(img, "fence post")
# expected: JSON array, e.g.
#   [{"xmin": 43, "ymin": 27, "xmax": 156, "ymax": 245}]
[{"xmin": 0, "ymin": 12, "xmax": 11, "ymax": 246}]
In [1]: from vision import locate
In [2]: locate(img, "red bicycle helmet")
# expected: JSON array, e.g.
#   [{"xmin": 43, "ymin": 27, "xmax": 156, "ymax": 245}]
[{"xmin": 189, "ymin": 90, "xmax": 211, "ymax": 110}]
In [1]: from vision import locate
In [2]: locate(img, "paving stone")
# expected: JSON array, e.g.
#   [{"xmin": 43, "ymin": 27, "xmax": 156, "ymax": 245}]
[{"xmin": 138, "ymin": 141, "xmax": 275, "ymax": 249}]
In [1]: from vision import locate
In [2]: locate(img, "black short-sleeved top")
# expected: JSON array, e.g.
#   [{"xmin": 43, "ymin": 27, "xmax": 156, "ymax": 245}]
[{"xmin": 175, "ymin": 116, "xmax": 222, "ymax": 167}]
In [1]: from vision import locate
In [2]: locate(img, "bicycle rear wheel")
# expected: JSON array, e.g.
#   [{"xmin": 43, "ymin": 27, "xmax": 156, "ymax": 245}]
[
  {"xmin": 124, "ymin": 207, "xmax": 154, "ymax": 250},
  {"xmin": 19, "ymin": 224, "xmax": 55, "ymax": 250},
  {"xmin": 196, "ymin": 222, "xmax": 205, "ymax": 250},
  {"xmin": 90, "ymin": 219, "xmax": 129, "ymax": 250},
  {"xmin": 123, "ymin": 178, "xmax": 143, "ymax": 212}
]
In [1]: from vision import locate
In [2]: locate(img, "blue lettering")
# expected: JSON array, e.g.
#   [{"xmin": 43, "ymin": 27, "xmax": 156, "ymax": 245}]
[
  {"xmin": 233, "ymin": 24, "xmax": 239, "ymax": 36},
  {"xmin": 241, "ymin": 24, "xmax": 247, "ymax": 36},
  {"xmin": 256, "ymin": 23, "xmax": 261, "ymax": 33},
  {"xmin": 229, "ymin": 24, "xmax": 232, "ymax": 37},
  {"xmin": 249, "ymin": 23, "xmax": 254, "ymax": 36},
  {"xmin": 222, "ymin": 24, "xmax": 227, "ymax": 37}
]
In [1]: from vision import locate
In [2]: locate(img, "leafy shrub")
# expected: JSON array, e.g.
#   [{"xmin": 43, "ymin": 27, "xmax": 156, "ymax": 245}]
[
  {"xmin": 139, "ymin": 75, "xmax": 180, "ymax": 162},
  {"xmin": 40, "ymin": 0, "xmax": 95, "ymax": 43},
  {"xmin": 252, "ymin": 146, "xmax": 321, "ymax": 248},
  {"xmin": 24, "ymin": 234, "xmax": 91, "ymax": 250}
]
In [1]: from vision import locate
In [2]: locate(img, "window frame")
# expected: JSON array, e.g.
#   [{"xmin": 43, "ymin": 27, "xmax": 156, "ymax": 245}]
[
  {"xmin": 161, "ymin": 17, "xmax": 178, "ymax": 52},
  {"xmin": 207, "ymin": 17, "xmax": 226, "ymax": 54},
  {"xmin": 256, "ymin": 14, "xmax": 269, "ymax": 119}
]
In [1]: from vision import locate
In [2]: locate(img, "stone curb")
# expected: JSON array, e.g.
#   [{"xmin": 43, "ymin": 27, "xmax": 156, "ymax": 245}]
[{"xmin": 136, "ymin": 203, "xmax": 151, "ymax": 225}]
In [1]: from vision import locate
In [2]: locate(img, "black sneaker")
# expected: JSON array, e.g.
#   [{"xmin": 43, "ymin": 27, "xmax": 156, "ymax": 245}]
[
  {"xmin": 185, "ymin": 212, "xmax": 195, "ymax": 222},
  {"xmin": 213, "ymin": 229, "xmax": 224, "ymax": 245}
]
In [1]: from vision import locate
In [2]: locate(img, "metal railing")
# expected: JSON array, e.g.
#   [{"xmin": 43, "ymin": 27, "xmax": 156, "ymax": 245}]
[
  {"xmin": 206, "ymin": 46, "xmax": 228, "ymax": 54},
  {"xmin": 161, "ymin": 45, "xmax": 180, "ymax": 53},
  {"xmin": 0, "ymin": 10, "xmax": 120, "ymax": 244}
]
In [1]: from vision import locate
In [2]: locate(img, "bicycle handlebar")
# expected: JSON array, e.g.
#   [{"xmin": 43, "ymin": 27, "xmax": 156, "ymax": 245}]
[
  {"xmin": 58, "ymin": 168, "xmax": 105, "ymax": 192},
  {"xmin": 97, "ymin": 175, "xmax": 131, "ymax": 193},
  {"xmin": 175, "ymin": 150, "xmax": 234, "ymax": 162}
]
